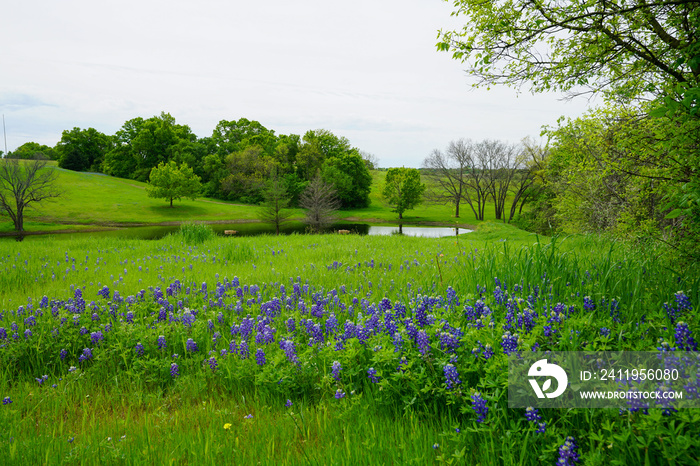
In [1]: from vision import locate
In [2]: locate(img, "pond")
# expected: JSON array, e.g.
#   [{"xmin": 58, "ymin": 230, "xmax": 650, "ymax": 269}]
[{"xmin": 2, "ymin": 223, "xmax": 472, "ymax": 241}]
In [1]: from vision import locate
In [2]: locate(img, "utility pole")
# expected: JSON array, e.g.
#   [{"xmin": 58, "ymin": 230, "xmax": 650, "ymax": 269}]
[{"xmin": 2, "ymin": 114, "xmax": 6, "ymax": 157}]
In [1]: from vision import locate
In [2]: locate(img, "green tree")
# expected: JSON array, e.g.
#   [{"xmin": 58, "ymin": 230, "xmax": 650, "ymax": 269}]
[
  {"xmin": 321, "ymin": 152, "xmax": 372, "ymax": 208},
  {"xmin": 146, "ymin": 161, "xmax": 202, "ymax": 208},
  {"xmin": 57, "ymin": 127, "xmax": 112, "ymax": 172},
  {"xmin": 8, "ymin": 142, "xmax": 58, "ymax": 161},
  {"xmin": 0, "ymin": 156, "xmax": 60, "ymax": 232},
  {"xmin": 104, "ymin": 113, "xmax": 196, "ymax": 181},
  {"xmin": 382, "ymin": 167, "xmax": 425, "ymax": 220}
]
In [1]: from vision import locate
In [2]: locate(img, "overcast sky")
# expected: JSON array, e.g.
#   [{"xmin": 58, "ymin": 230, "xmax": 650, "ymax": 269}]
[{"xmin": 2, "ymin": 0, "xmax": 592, "ymax": 168}]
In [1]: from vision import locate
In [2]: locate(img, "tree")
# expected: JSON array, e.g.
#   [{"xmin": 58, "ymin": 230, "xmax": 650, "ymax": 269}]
[
  {"xmin": 422, "ymin": 139, "xmax": 473, "ymax": 218},
  {"xmin": 7, "ymin": 142, "xmax": 58, "ymax": 161},
  {"xmin": 320, "ymin": 152, "xmax": 373, "ymax": 208},
  {"xmin": 146, "ymin": 161, "xmax": 202, "ymax": 207},
  {"xmin": 57, "ymin": 127, "xmax": 112, "ymax": 172},
  {"xmin": 437, "ymin": 1, "xmax": 699, "ymax": 101},
  {"xmin": 259, "ymin": 169, "xmax": 293, "ymax": 235},
  {"xmin": 0, "ymin": 156, "xmax": 60, "ymax": 232},
  {"xmin": 299, "ymin": 175, "xmax": 340, "ymax": 232},
  {"xmin": 480, "ymin": 140, "xmax": 520, "ymax": 221},
  {"xmin": 382, "ymin": 167, "xmax": 425, "ymax": 220},
  {"xmin": 507, "ymin": 138, "xmax": 548, "ymax": 223}
]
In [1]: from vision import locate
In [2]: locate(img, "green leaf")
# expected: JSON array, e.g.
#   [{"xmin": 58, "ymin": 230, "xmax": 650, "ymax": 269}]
[{"xmin": 665, "ymin": 209, "xmax": 684, "ymax": 219}]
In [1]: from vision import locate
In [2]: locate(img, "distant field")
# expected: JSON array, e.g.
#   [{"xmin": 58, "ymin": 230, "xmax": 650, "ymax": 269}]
[{"xmin": 1, "ymin": 166, "xmax": 506, "ymax": 234}]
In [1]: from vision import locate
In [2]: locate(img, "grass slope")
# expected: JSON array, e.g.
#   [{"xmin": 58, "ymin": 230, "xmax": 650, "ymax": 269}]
[{"xmin": 1, "ymin": 166, "xmax": 504, "ymax": 233}]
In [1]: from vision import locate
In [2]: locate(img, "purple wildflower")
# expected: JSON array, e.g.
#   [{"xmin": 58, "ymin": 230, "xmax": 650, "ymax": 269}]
[
  {"xmin": 557, "ymin": 436, "xmax": 580, "ymax": 465},
  {"xmin": 443, "ymin": 364, "xmax": 461, "ymax": 390},
  {"xmin": 331, "ymin": 361, "xmax": 341, "ymax": 381},
  {"xmin": 471, "ymin": 392, "xmax": 488, "ymax": 423},
  {"xmin": 255, "ymin": 348, "xmax": 266, "ymax": 366},
  {"xmin": 186, "ymin": 338, "xmax": 198, "ymax": 353},
  {"xmin": 334, "ymin": 388, "xmax": 346, "ymax": 399},
  {"xmin": 157, "ymin": 335, "xmax": 166, "ymax": 350},
  {"xmin": 134, "ymin": 342, "xmax": 145, "ymax": 356},
  {"xmin": 367, "ymin": 367, "xmax": 380, "ymax": 383},
  {"xmin": 170, "ymin": 362, "xmax": 179, "ymax": 378},
  {"xmin": 2, "ymin": 396, "xmax": 11, "ymax": 405}
]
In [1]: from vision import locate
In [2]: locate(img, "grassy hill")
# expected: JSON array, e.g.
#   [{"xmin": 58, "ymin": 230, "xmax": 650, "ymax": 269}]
[{"xmin": 1, "ymin": 164, "xmax": 504, "ymax": 234}]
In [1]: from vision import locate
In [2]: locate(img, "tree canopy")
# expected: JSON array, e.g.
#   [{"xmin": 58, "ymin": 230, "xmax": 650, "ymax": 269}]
[
  {"xmin": 437, "ymin": 0, "xmax": 700, "ymax": 101},
  {"xmin": 382, "ymin": 167, "xmax": 425, "ymax": 220},
  {"xmin": 146, "ymin": 161, "xmax": 202, "ymax": 208}
]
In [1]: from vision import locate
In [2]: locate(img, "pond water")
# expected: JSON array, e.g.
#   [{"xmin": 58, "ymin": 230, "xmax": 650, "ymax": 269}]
[{"xmin": 3, "ymin": 223, "xmax": 472, "ymax": 241}]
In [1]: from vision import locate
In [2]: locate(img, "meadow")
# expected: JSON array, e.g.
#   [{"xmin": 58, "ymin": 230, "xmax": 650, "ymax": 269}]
[
  {"xmin": 1, "ymin": 221, "xmax": 698, "ymax": 465},
  {"xmin": 1, "ymin": 167, "xmax": 488, "ymax": 235}
]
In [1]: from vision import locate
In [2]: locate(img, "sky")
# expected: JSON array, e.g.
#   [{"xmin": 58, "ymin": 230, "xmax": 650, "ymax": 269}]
[{"xmin": 1, "ymin": 0, "xmax": 592, "ymax": 168}]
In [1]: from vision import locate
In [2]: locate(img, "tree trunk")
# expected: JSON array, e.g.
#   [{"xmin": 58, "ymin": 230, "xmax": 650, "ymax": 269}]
[{"xmin": 170, "ymin": 197, "xmax": 173, "ymax": 208}]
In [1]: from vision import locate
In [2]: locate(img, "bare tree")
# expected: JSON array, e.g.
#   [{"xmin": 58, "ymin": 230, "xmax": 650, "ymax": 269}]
[
  {"xmin": 464, "ymin": 140, "xmax": 497, "ymax": 221},
  {"xmin": 507, "ymin": 138, "xmax": 548, "ymax": 222},
  {"xmin": 479, "ymin": 140, "xmax": 521, "ymax": 221},
  {"xmin": 422, "ymin": 139, "xmax": 473, "ymax": 218},
  {"xmin": 0, "ymin": 156, "xmax": 61, "ymax": 232},
  {"xmin": 299, "ymin": 175, "xmax": 340, "ymax": 232},
  {"xmin": 259, "ymin": 168, "xmax": 293, "ymax": 235}
]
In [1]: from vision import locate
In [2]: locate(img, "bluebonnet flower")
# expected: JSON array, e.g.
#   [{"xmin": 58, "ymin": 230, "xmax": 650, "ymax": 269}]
[
  {"xmin": 255, "ymin": 348, "xmax": 266, "ymax": 366},
  {"xmin": 208, "ymin": 356, "xmax": 218, "ymax": 371},
  {"xmin": 471, "ymin": 392, "xmax": 488, "ymax": 423},
  {"xmin": 331, "ymin": 361, "xmax": 342, "ymax": 381},
  {"xmin": 239, "ymin": 341, "xmax": 250, "ymax": 359},
  {"xmin": 170, "ymin": 362, "xmax": 179, "ymax": 378},
  {"xmin": 186, "ymin": 338, "xmax": 198, "ymax": 353},
  {"xmin": 433, "ymin": 443, "xmax": 439, "ymax": 449},
  {"xmin": 525, "ymin": 407, "xmax": 546, "ymax": 433},
  {"xmin": 90, "ymin": 331, "xmax": 104, "ymax": 346},
  {"xmin": 285, "ymin": 399, "xmax": 293, "ymax": 408},
  {"xmin": 125, "ymin": 311, "xmax": 134, "ymax": 324},
  {"xmin": 157, "ymin": 335, "xmax": 166, "ymax": 350},
  {"xmin": 134, "ymin": 342, "xmax": 145, "ymax": 357},
  {"xmin": 24, "ymin": 315, "xmax": 36, "ymax": 327},
  {"xmin": 443, "ymin": 364, "xmax": 461, "ymax": 390},
  {"xmin": 501, "ymin": 331, "xmax": 519, "ymax": 355},
  {"xmin": 3, "ymin": 396, "xmax": 12, "ymax": 405},
  {"xmin": 675, "ymin": 322, "xmax": 697, "ymax": 351},
  {"xmin": 397, "ymin": 356, "xmax": 408, "ymax": 372},
  {"xmin": 60, "ymin": 349, "xmax": 67, "ymax": 361},
  {"xmin": 24, "ymin": 329, "xmax": 32, "ymax": 339},
  {"xmin": 35, "ymin": 374, "xmax": 49, "ymax": 385},
  {"xmin": 97, "ymin": 286, "xmax": 110, "ymax": 300},
  {"xmin": 334, "ymin": 388, "xmax": 346, "ymax": 399},
  {"xmin": 557, "ymin": 436, "xmax": 580, "ymax": 465},
  {"xmin": 600, "ymin": 327, "xmax": 611, "ymax": 337},
  {"xmin": 416, "ymin": 330, "xmax": 430, "ymax": 355},
  {"xmin": 182, "ymin": 310, "xmax": 195, "ymax": 328},
  {"xmin": 0, "ymin": 328, "xmax": 6, "ymax": 340},
  {"xmin": 367, "ymin": 367, "xmax": 380, "ymax": 383},
  {"xmin": 78, "ymin": 347, "xmax": 93, "ymax": 362}
]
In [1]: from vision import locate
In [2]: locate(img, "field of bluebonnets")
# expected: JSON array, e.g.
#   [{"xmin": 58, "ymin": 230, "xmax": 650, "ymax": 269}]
[{"xmin": 1, "ymin": 222, "xmax": 699, "ymax": 465}]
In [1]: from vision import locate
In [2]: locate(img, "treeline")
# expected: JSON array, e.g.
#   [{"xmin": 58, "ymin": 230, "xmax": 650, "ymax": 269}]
[{"xmin": 9, "ymin": 113, "xmax": 375, "ymax": 208}]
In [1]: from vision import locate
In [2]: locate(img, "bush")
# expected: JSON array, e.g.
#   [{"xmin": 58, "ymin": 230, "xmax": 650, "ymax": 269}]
[{"xmin": 178, "ymin": 222, "xmax": 215, "ymax": 244}]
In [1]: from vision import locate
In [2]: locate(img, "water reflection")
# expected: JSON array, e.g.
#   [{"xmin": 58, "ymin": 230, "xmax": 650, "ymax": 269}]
[{"xmin": 1, "ymin": 222, "xmax": 472, "ymax": 241}]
